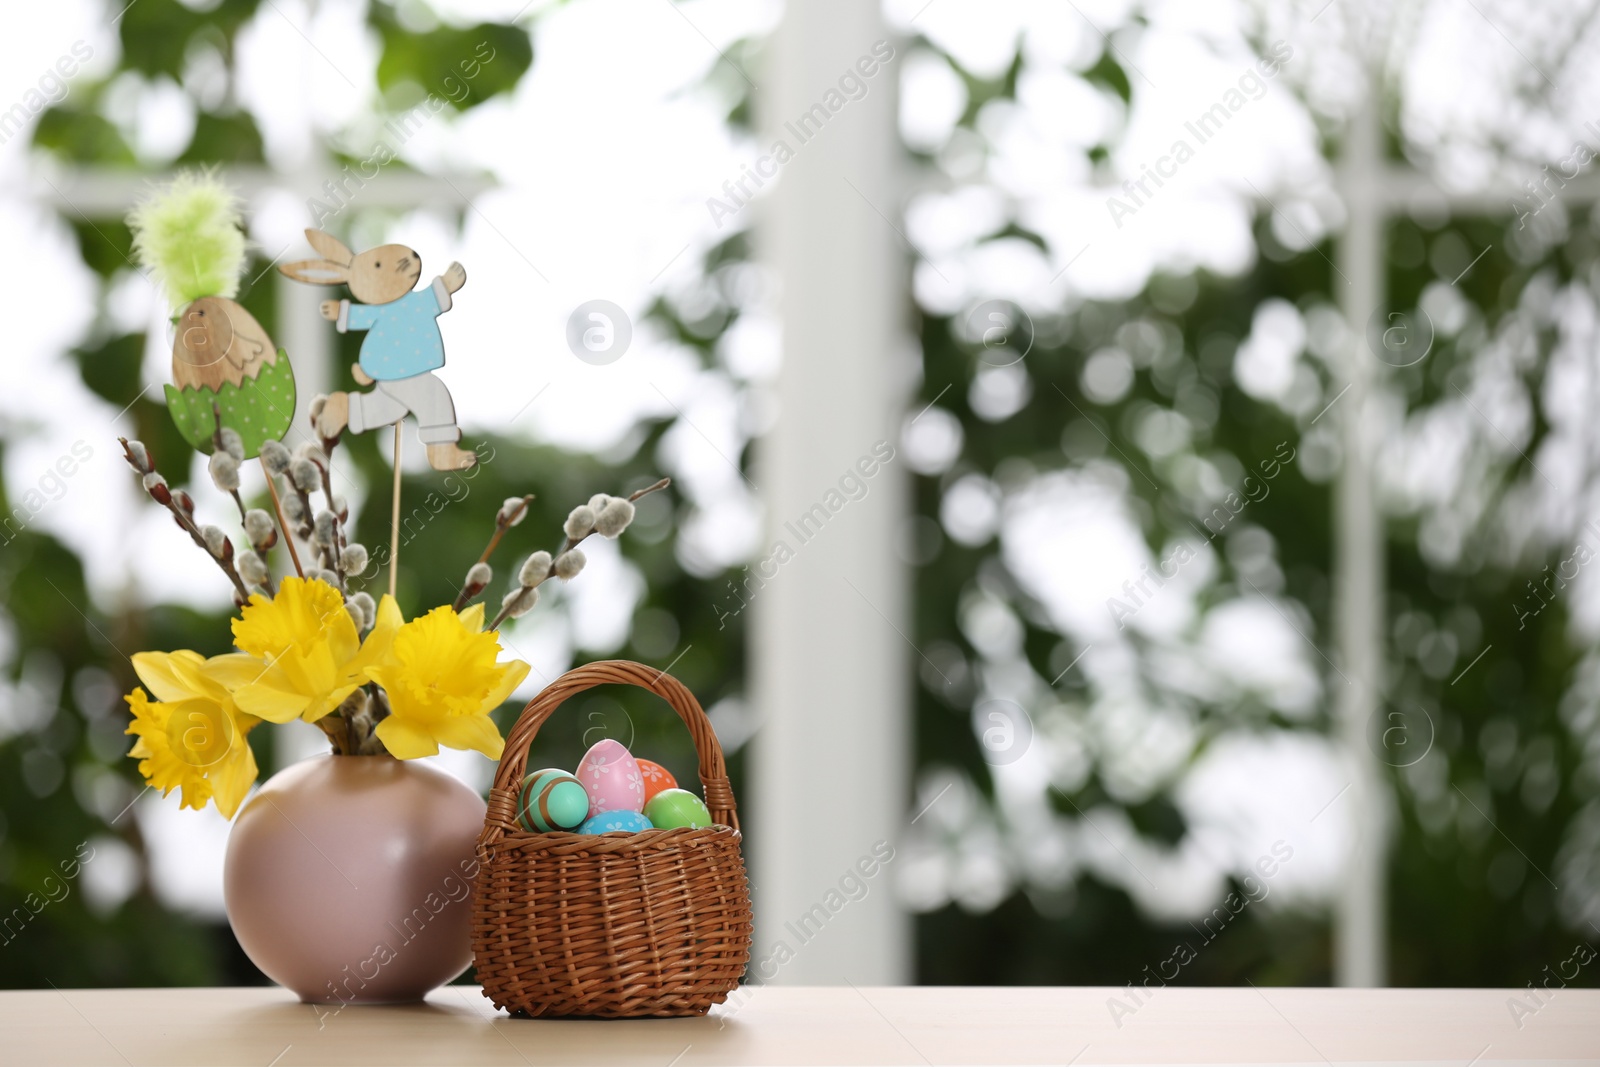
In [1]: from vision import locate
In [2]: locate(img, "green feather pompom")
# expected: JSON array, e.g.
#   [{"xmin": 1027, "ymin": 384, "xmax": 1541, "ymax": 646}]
[{"xmin": 128, "ymin": 172, "xmax": 246, "ymax": 311}]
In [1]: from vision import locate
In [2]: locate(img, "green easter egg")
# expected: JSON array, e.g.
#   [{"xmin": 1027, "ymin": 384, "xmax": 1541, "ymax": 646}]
[
  {"xmin": 643, "ymin": 787, "xmax": 712, "ymax": 830},
  {"xmin": 517, "ymin": 769, "xmax": 590, "ymax": 832}
]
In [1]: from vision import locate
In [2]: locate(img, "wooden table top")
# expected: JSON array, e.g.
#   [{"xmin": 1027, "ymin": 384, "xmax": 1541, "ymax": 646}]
[{"xmin": 2, "ymin": 985, "xmax": 1596, "ymax": 1065}]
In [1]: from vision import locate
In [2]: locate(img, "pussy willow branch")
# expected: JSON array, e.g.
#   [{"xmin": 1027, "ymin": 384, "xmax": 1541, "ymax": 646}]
[
  {"xmin": 120, "ymin": 438, "xmax": 252, "ymax": 603},
  {"xmin": 451, "ymin": 494, "xmax": 534, "ymax": 612},
  {"xmin": 314, "ymin": 707, "xmax": 351, "ymax": 756},
  {"xmin": 171, "ymin": 504, "xmax": 251, "ymax": 604},
  {"xmin": 253, "ymin": 562, "xmax": 277, "ymax": 599},
  {"xmin": 209, "ymin": 410, "xmax": 248, "ymax": 524},
  {"xmin": 479, "ymin": 495, "xmax": 534, "ymax": 566},
  {"xmin": 487, "ymin": 478, "xmax": 670, "ymax": 630},
  {"xmin": 315, "ymin": 429, "xmax": 348, "ymax": 592},
  {"xmin": 204, "ymin": 417, "xmax": 276, "ymax": 596},
  {"xmin": 292, "ymin": 484, "xmax": 314, "ymax": 543}
]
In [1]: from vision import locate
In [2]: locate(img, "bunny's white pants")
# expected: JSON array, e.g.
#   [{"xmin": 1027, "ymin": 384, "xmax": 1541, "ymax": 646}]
[{"xmin": 347, "ymin": 372, "xmax": 460, "ymax": 444}]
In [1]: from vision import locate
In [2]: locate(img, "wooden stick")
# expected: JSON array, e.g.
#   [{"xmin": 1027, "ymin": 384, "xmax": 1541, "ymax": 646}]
[
  {"xmin": 259, "ymin": 456, "xmax": 305, "ymax": 578},
  {"xmin": 389, "ymin": 422, "xmax": 403, "ymax": 600}
]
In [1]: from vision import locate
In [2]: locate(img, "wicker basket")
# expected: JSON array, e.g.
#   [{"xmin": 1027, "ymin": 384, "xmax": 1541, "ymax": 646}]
[{"xmin": 470, "ymin": 660, "xmax": 752, "ymax": 1017}]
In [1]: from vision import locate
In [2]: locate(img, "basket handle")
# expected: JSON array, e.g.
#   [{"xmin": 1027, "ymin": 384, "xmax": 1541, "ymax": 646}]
[{"xmin": 480, "ymin": 660, "xmax": 738, "ymax": 848}]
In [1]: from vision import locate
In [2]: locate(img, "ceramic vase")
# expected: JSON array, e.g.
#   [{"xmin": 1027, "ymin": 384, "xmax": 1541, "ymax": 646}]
[{"xmin": 223, "ymin": 754, "xmax": 486, "ymax": 1003}]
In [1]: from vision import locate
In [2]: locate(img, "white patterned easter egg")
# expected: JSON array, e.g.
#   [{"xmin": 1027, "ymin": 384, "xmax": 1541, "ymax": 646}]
[{"xmin": 575, "ymin": 738, "xmax": 645, "ymax": 816}]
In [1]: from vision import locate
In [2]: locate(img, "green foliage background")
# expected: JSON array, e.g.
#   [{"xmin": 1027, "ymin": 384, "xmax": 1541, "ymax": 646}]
[{"xmin": 1, "ymin": 0, "xmax": 1595, "ymax": 995}]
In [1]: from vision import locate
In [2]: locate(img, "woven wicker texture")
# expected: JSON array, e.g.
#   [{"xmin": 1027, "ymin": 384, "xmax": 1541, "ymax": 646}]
[{"xmin": 471, "ymin": 660, "xmax": 752, "ymax": 1017}]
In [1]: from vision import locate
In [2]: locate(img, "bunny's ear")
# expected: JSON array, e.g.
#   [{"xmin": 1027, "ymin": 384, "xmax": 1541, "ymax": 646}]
[
  {"xmin": 279, "ymin": 259, "xmax": 350, "ymax": 285},
  {"xmin": 303, "ymin": 229, "xmax": 353, "ymax": 266}
]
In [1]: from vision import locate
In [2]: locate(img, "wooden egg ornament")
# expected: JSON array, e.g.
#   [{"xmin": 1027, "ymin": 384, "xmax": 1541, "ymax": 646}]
[
  {"xmin": 165, "ymin": 299, "xmax": 297, "ymax": 458},
  {"xmin": 643, "ymin": 788, "xmax": 712, "ymax": 830},
  {"xmin": 515, "ymin": 769, "xmax": 589, "ymax": 833},
  {"xmin": 128, "ymin": 174, "xmax": 297, "ymax": 459},
  {"xmin": 576, "ymin": 810, "xmax": 653, "ymax": 835},
  {"xmin": 637, "ymin": 758, "xmax": 677, "ymax": 804},
  {"xmin": 575, "ymin": 738, "xmax": 645, "ymax": 815}
]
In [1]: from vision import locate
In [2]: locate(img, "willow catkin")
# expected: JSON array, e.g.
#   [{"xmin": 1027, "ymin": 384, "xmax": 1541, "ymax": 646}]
[
  {"xmin": 497, "ymin": 497, "xmax": 530, "ymax": 526},
  {"xmin": 519, "ymin": 551, "xmax": 552, "ymax": 586},
  {"xmin": 200, "ymin": 525, "xmax": 229, "ymax": 558},
  {"xmin": 124, "ymin": 440, "xmax": 151, "ymax": 473},
  {"xmin": 348, "ymin": 591, "xmax": 376, "ymax": 630},
  {"xmin": 289, "ymin": 459, "xmax": 321, "ymax": 494},
  {"xmin": 500, "ymin": 585, "xmax": 539, "ymax": 619},
  {"xmin": 260, "ymin": 439, "xmax": 292, "ymax": 476},
  {"xmin": 594, "ymin": 497, "xmax": 635, "ymax": 538},
  {"xmin": 563, "ymin": 505, "xmax": 596, "ymax": 541},
  {"xmin": 218, "ymin": 427, "xmax": 245, "ymax": 462},
  {"xmin": 208, "ymin": 450, "xmax": 241, "ymax": 493},
  {"xmin": 340, "ymin": 543, "xmax": 369, "ymax": 575},
  {"xmin": 236, "ymin": 549, "xmax": 269, "ymax": 587},
  {"xmin": 312, "ymin": 510, "xmax": 338, "ymax": 548},
  {"xmin": 553, "ymin": 549, "xmax": 586, "ymax": 580},
  {"xmin": 244, "ymin": 508, "xmax": 276, "ymax": 547}
]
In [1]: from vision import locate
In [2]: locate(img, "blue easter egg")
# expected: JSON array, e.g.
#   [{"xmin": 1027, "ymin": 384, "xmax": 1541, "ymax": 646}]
[{"xmin": 577, "ymin": 809, "xmax": 654, "ymax": 835}]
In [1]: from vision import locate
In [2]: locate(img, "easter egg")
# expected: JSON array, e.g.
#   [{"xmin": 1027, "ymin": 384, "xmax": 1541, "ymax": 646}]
[
  {"xmin": 575, "ymin": 738, "xmax": 645, "ymax": 815},
  {"xmin": 516, "ymin": 769, "xmax": 589, "ymax": 833},
  {"xmin": 637, "ymin": 759, "xmax": 677, "ymax": 804},
  {"xmin": 577, "ymin": 809, "xmax": 653, "ymax": 835},
  {"xmin": 643, "ymin": 788, "xmax": 712, "ymax": 830}
]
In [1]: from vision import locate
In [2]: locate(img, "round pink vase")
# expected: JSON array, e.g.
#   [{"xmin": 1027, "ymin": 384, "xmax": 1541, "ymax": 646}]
[{"xmin": 224, "ymin": 754, "xmax": 486, "ymax": 1004}]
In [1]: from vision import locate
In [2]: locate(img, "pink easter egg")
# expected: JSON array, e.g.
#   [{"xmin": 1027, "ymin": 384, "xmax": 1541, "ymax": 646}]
[{"xmin": 575, "ymin": 738, "xmax": 645, "ymax": 816}]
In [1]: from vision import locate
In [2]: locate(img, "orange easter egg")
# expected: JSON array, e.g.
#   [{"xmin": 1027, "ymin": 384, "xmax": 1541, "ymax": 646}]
[{"xmin": 637, "ymin": 759, "xmax": 677, "ymax": 804}]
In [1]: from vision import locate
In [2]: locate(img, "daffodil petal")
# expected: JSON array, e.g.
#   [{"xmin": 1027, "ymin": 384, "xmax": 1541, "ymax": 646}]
[
  {"xmin": 178, "ymin": 779, "xmax": 213, "ymax": 812},
  {"xmin": 132, "ymin": 651, "xmax": 204, "ymax": 703},
  {"xmin": 303, "ymin": 641, "xmax": 341, "ymax": 695},
  {"xmin": 302, "ymin": 683, "xmax": 362, "ymax": 724},
  {"xmin": 374, "ymin": 715, "xmax": 441, "ymax": 759},
  {"xmin": 356, "ymin": 599, "xmax": 527, "ymax": 762},
  {"xmin": 225, "ymin": 577, "xmax": 378, "ymax": 728},
  {"xmin": 326, "ymin": 614, "xmax": 361, "ymax": 666},
  {"xmin": 352, "ymin": 601, "xmax": 403, "ymax": 677},
  {"xmin": 199, "ymin": 653, "xmax": 272, "ymax": 692},
  {"xmin": 209, "ymin": 740, "xmax": 259, "ymax": 819},
  {"xmin": 232, "ymin": 680, "xmax": 311, "ymax": 724},
  {"xmin": 364, "ymin": 665, "xmax": 397, "ymax": 695},
  {"xmin": 374, "ymin": 594, "xmax": 404, "ymax": 632},
  {"xmin": 430, "ymin": 713, "xmax": 506, "ymax": 759},
  {"xmin": 484, "ymin": 659, "xmax": 531, "ymax": 710}
]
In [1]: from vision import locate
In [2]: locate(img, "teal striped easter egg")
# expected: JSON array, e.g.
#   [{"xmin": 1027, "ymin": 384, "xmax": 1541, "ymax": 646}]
[{"xmin": 516, "ymin": 769, "xmax": 590, "ymax": 832}]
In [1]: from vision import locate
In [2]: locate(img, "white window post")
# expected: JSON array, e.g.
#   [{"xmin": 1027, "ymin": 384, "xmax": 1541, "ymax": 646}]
[{"xmin": 751, "ymin": 0, "xmax": 912, "ymax": 984}]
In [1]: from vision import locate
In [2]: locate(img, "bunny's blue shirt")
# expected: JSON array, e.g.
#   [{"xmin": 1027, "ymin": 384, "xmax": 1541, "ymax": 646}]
[{"xmin": 336, "ymin": 277, "xmax": 453, "ymax": 380}]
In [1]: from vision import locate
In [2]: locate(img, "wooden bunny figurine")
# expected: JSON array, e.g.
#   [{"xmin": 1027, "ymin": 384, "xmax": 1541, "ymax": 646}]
[{"xmin": 280, "ymin": 229, "xmax": 477, "ymax": 471}]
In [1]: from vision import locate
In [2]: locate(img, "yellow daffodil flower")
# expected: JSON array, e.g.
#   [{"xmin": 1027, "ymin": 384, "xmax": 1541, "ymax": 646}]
[
  {"xmin": 124, "ymin": 649, "xmax": 261, "ymax": 819},
  {"xmin": 367, "ymin": 603, "xmax": 529, "ymax": 760},
  {"xmin": 228, "ymin": 577, "xmax": 401, "ymax": 723}
]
